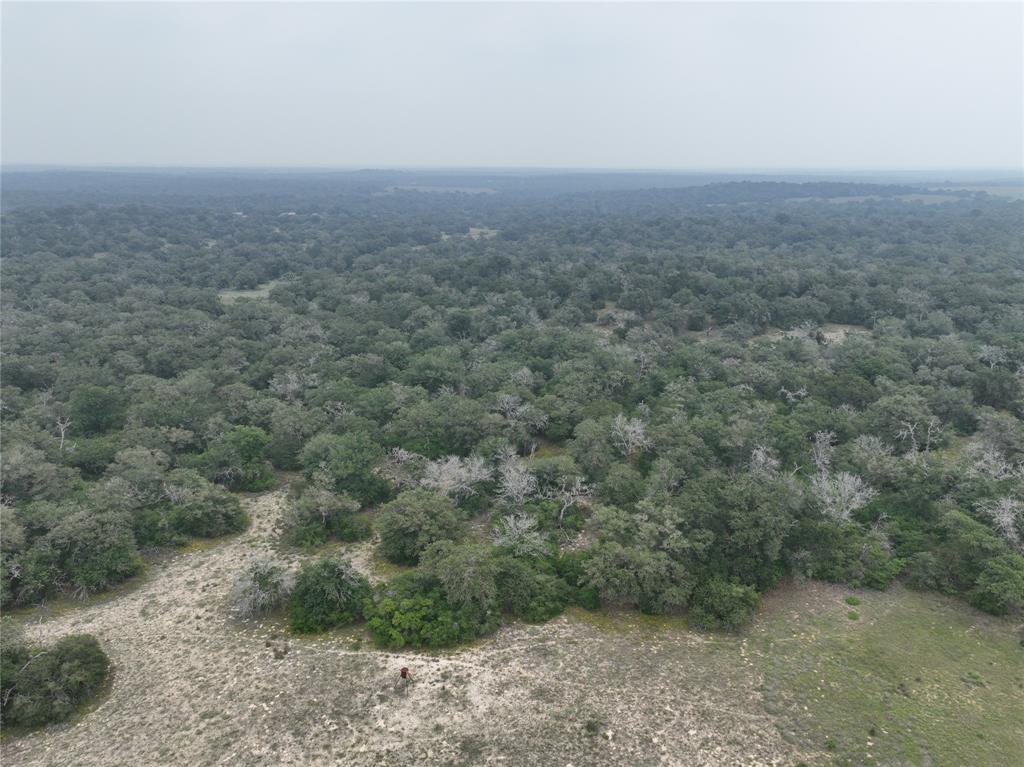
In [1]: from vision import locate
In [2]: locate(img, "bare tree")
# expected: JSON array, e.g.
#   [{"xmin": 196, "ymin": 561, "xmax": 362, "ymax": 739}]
[
  {"xmin": 976, "ymin": 497, "xmax": 1023, "ymax": 553},
  {"xmin": 269, "ymin": 370, "xmax": 319, "ymax": 401},
  {"xmin": 54, "ymin": 415, "xmax": 73, "ymax": 453},
  {"xmin": 610, "ymin": 414, "xmax": 653, "ymax": 457},
  {"xmin": 421, "ymin": 455, "xmax": 492, "ymax": 501},
  {"xmin": 749, "ymin": 444, "xmax": 780, "ymax": 475},
  {"xmin": 812, "ymin": 471, "xmax": 878, "ymax": 523},
  {"xmin": 374, "ymin": 447, "xmax": 425, "ymax": 490},
  {"xmin": 779, "ymin": 386, "xmax": 809, "ymax": 404},
  {"xmin": 497, "ymin": 457, "xmax": 538, "ymax": 505},
  {"xmin": 811, "ymin": 431, "xmax": 836, "ymax": 472},
  {"xmin": 979, "ymin": 344, "xmax": 1008, "ymax": 369},
  {"xmin": 543, "ymin": 476, "xmax": 592, "ymax": 524},
  {"xmin": 965, "ymin": 441, "xmax": 1023, "ymax": 480},
  {"xmin": 896, "ymin": 416, "xmax": 943, "ymax": 459},
  {"xmin": 491, "ymin": 512, "xmax": 547, "ymax": 557}
]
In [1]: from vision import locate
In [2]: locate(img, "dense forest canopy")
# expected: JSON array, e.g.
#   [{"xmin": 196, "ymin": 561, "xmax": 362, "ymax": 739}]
[{"xmin": 2, "ymin": 171, "xmax": 1023, "ymax": 646}]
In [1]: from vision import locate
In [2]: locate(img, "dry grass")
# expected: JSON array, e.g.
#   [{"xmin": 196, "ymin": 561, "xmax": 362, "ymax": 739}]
[
  {"xmin": 4, "ymin": 489, "xmax": 1017, "ymax": 767},
  {"xmin": 1, "ymin": 490, "xmax": 806, "ymax": 766}
]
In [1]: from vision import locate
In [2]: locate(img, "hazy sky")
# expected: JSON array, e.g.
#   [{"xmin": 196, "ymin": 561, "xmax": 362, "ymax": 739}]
[{"xmin": 2, "ymin": 1, "xmax": 1022, "ymax": 170}]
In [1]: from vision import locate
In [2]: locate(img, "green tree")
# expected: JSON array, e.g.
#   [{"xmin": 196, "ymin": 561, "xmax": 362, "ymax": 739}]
[{"xmin": 376, "ymin": 490, "xmax": 465, "ymax": 565}]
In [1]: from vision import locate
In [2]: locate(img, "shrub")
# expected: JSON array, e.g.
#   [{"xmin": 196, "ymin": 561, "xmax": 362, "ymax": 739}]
[
  {"xmin": 1, "ymin": 627, "xmax": 110, "ymax": 729},
  {"xmin": 16, "ymin": 511, "xmax": 142, "ymax": 604},
  {"xmin": 228, "ymin": 556, "xmax": 295, "ymax": 619},
  {"xmin": 968, "ymin": 553, "xmax": 1024, "ymax": 616},
  {"xmin": 287, "ymin": 556, "xmax": 370, "ymax": 633},
  {"xmin": 494, "ymin": 556, "xmax": 572, "ymax": 622},
  {"xmin": 281, "ymin": 487, "xmax": 367, "ymax": 547},
  {"xmin": 363, "ymin": 572, "xmax": 498, "ymax": 649},
  {"xmin": 299, "ymin": 432, "xmax": 390, "ymax": 505},
  {"xmin": 689, "ymin": 578, "xmax": 761, "ymax": 632},
  {"xmin": 376, "ymin": 490, "xmax": 464, "ymax": 565},
  {"xmin": 420, "ymin": 542, "xmax": 500, "ymax": 611},
  {"xmin": 583, "ymin": 541, "xmax": 693, "ymax": 614},
  {"xmin": 158, "ymin": 470, "xmax": 248, "ymax": 539}
]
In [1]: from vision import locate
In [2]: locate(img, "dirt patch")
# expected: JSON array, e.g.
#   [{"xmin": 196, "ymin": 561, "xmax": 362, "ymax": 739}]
[{"xmin": 2, "ymin": 490, "xmax": 808, "ymax": 767}]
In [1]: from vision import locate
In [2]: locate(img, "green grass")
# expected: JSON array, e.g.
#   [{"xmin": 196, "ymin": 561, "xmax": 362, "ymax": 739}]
[{"xmin": 754, "ymin": 585, "xmax": 1024, "ymax": 766}]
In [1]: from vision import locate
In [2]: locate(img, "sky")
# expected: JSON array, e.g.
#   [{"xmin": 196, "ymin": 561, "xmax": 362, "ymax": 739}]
[{"xmin": 2, "ymin": 1, "xmax": 1022, "ymax": 170}]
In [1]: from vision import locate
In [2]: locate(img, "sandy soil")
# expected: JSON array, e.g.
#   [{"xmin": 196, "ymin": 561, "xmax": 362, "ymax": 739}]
[{"xmin": 2, "ymin": 490, "xmax": 811, "ymax": 767}]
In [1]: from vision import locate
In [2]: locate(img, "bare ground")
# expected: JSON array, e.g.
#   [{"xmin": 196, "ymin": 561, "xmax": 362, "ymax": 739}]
[{"xmin": 2, "ymin": 490, "xmax": 814, "ymax": 767}]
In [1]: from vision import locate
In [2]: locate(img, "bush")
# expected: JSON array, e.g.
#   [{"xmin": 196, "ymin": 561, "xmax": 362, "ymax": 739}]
[
  {"xmin": 583, "ymin": 541, "xmax": 694, "ymax": 614},
  {"xmin": 16, "ymin": 511, "xmax": 142, "ymax": 604},
  {"xmin": 287, "ymin": 556, "xmax": 370, "ymax": 633},
  {"xmin": 299, "ymin": 432, "xmax": 390, "ymax": 505},
  {"xmin": 1, "ymin": 627, "xmax": 110, "ymax": 729},
  {"xmin": 968, "ymin": 553, "xmax": 1024, "ymax": 616},
  {"xmin": 376, "ymin": 490, "xmax": 465, "ymax": 565},
  {"xmin": 196, "ymin": 426, "xmax": 276, "ymax": 491},
  {"xmin": 494, "ymin": 556, "xmax": 572, "ymax": 622},
  {"xmin": 227, "ymin": 556, "xmax": 295, "ymax": 619},
  {"xmin": 158, "ymin": 470, "xmax": 248, "ymax": 540},
  {"xmin": 689, "ymin": 578, "xmax": 761, "ymax": 632},
  {"xmin": 363, "ymin": 572, "xmax": 498, "ymax": 649},
  {"xmin": 281, "ymin": 487, "xmax": 367, "ymax": 547}
]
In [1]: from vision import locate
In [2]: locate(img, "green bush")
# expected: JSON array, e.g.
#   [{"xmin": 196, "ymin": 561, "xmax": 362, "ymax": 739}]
[
  {"xmin": 299, "ymin": 431, "xmax": 390, "ymax": 506},
  {"xmin": 1, "ymin": 627, "xmax": 110, "ymax": 729},
  {"xmin": 196, "ymin": 426, "xmax": 276, "ymax": 491},
  {"xmin": 281, "ymin": 487, "xmax": 368, "ymax": 547},
  {"xmin": 494, "ymin": 556, "xmax": 572, "ymax": 621},
  {"xmin": 968, "ymin": 553, "xmax": 1024, "ymax": 616},
  {"xmin": 376, "ymin": 490, "xmax": 465, "ymax": 565},
  {"xmin": 16, "ymin": 511, "xmax": 142, "ymax": 604},
  {"xmin": 688, "ymin": 578, "xmax": 761, "ymax": 632},
  {"xmin": 287, "ymin": 556, "xmax": 370, "ymax": 633},
  {"xmin": 363, "ymin": 572, "xmax": 498, "ymax": 649}
]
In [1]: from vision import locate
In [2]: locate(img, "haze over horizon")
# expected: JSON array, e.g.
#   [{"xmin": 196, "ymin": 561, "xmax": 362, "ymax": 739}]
[{"xmin": 3, "ymin": 1, "xmax": 1022, "ymax": 171}]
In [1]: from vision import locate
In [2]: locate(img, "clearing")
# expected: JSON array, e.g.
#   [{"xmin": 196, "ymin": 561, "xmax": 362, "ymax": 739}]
[{"xmin": 3, "ymin": 489, "xmax": 1019, "ymax": 766}]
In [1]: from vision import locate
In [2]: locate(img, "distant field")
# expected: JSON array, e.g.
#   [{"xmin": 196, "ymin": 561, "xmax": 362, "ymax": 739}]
[
  {"xmin": 929, "ymin": 185, "xmax": 1024, "ymax": 200},
  {"xmin": 4, "ymin": 488, "xmax": 1019, "ymax": 767},
  {"xmin": 218, "ymin": 279, "xmax": 285, "ymax": 304},
  {"xmin": 784, "ymin": 194, "xmax": 963, "ymax": 205}
]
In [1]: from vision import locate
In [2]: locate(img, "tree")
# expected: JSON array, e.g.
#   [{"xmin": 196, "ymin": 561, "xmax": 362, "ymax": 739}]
[
  {"xmin": 287, "ymin": 556, "xmax": 370, "ymax": 632},
  {"xmin": 376, "ymin": 490, "xmax": 465, "ymax": 565},
  {"xmin": 420, "ymin": 542, "xmax": 501, "ymax": 611},
  {"xmin": 281, "ymin": 486, "xmax": 365, "ymax": 546},
  {"xmin": 198, "ymin": 426, "xmax": 275, "ymax": 491},
  {"xmin": 491, "ymin": 512, "xmax": 548, "ymax": 557},
  {"xmin": 300, "ymin": 431, "xmax": 390, "ymax": 505},
  {"xmin": 69, "ymin": 385, "xmax": 124, "ymax": 435}
]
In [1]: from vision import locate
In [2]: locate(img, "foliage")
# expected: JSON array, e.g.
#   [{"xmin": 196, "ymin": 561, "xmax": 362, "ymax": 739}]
[
  {"xmin": 287, "ymin": 556, "xmax": 371, "ymax": 633},
  {"xmin": 3, "ymin": 171, "xmax": 1023, "ymax": 629},
  {"xmin": 1, "ymin": 627, "xmax": 110, "ymax": 729},
  {"xmin": 376, "ymin": 490, "xmax": 465, "ymax": 565},
  {"xmin": 227, "ymin": 556, "xmax": 295, "ymax": 619},
  {"xmin": 688, "ymin": 578, "xmax": 761, "ymax": 632},
  {"xmin": 363, "ymin": 571, "xmax": 498, "ymax": 648},
  {"xmin": 280, "ymin": 486, "xmax": 367, "ymax": 547}
]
